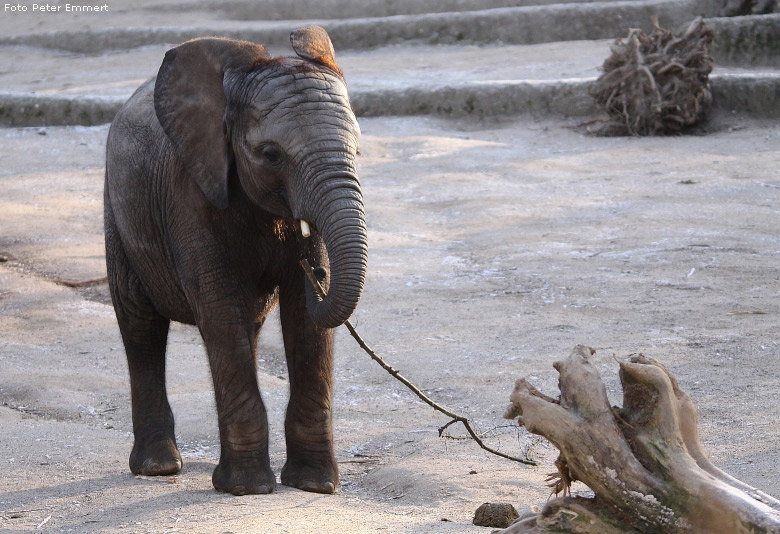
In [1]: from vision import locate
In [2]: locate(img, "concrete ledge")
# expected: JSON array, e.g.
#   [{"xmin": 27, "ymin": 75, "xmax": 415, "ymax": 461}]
[
  {"xmin": 354, "ymin": 74, "xmax": 780, "ymax": 118},
  {"xmin": 156, "ymin": 0, "xmax": 637, "ymax": 20},
  {"xmin": 325, "ymin": 1, "xmax": 714, "ymax": 49},
  {"xmin": 0, "ymin": 0, "xmax": 717, "ymax": 53},
  {"xmin": 0, "ymin": 92, "xmax": 124, "ymax": 127},
  {"xmin": 1, "ymin": 73, "xmax": 777, "ymax": 127},
  {"xmin": 5, "ymin": 2, "xmax": 775, "ymax": 64},
  {"xmin": 710, "ymin": 72, "xmax": 780, "ymax": 114},
  {"xmin": 352, "ymin": 79, "xmax": 599, "ymax": 117},
  {"xmin": 0, "ymin": 25, "xmax": 289, "ymax": 54},
  {"xmin": 709, "ymin": 14, "xmax": 780, "ymax": 67}
]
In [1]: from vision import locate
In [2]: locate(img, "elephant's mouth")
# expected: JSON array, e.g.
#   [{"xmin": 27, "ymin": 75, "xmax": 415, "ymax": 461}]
[
  {"xmin": 256, "ymin": 186, "xmax": 294, "ymax": 219},
  {"xmin": 257, "ymin": 192, "xmax": 314, "ymax": 241}
]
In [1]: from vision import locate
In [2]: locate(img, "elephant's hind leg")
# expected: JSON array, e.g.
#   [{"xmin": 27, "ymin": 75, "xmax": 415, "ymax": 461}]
[
  {"xmin": 105, "ymin": 204, "xmax": 181, "ymax": 476},
  {"xmin": 279, "ymin": 271, "xmax": 338, "ymax": 494}
]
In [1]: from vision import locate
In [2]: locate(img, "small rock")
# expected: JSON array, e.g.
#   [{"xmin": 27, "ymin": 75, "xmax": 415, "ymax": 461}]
[
  {"xmin": 473, "ymin": 502, "xmax": 519, "ymax": 528},
  {"xmin": 469, "ymin": 470, "xmax": 477, "ymax": 475},
  {"xmin": 37, "ymin": 128, "xmax": 47, "ymax": 135}
]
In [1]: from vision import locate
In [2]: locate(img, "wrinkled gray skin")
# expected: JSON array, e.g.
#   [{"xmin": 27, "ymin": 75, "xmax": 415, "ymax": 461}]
[{"xmin": 104, "ymin": 28, "xmax": 367, "ymax": 495}]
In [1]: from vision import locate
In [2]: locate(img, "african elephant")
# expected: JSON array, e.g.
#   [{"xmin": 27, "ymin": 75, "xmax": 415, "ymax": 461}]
[{"xmin": 104, "ymin": 26, "xmax": 367, "ymax": 495}]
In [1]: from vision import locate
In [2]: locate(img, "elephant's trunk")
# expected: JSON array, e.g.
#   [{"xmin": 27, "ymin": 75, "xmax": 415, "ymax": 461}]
[{"xmin": 300, "ymin": 172, "xmax": 367, "ymax": 330}]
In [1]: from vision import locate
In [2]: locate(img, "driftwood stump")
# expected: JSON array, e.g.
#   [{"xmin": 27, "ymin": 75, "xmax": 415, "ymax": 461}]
[{"xmin": 502, "ymin": 345, "xmax": 780, "ymax": 534}]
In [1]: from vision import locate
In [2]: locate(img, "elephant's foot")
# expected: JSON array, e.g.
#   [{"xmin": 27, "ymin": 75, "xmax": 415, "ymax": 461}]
[
  {"xmin": 281, "ymin": 456, "xmax": 338, "ymax": 494},
  {"xmin": 130, "ymin": 436, "xmax": 182, "ymax": 476},
  {"xmin": 212, "ymin": 457, "xmax": 276, "ymax": 496}
]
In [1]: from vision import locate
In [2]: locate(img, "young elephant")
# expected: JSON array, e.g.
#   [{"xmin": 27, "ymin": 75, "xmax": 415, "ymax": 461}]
[{"xmin": 104, "ymin": 26, "xmax": 367, "ymax": 495}]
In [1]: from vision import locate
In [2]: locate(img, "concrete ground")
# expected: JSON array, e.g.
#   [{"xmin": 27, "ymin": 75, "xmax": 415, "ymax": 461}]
[
  {"xmin": 2, "ymin": 111, "xmax": 779, "ymax": 534},
  {"xmin": 4, "ymin": 39, "xmax": 778, "ymax": 98},
  {"xmin": 1, "ymin": 1, "xmax": 779, "ymax": 533},
  {"xmin": 0, "ymin": 41, "xmax": 612, "ymax": 97}
]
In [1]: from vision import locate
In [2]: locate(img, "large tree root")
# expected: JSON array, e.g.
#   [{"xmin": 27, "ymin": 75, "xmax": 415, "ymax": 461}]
[
  {"xmin": 589, "ymin": 17, "xmax": 714, "ymax": 136},
  {"xmin": 502, "ymin": 345, "xmax": 780, "ymax": 534}
]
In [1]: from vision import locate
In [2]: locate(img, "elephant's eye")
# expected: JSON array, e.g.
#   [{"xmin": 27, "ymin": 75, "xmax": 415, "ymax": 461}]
[{"xmin": 256, "ymin": 144, "xmax": 285, "ymax": 168}]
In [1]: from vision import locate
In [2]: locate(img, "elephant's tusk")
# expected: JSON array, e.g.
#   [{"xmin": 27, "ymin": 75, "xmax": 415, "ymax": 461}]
[{"xmin": 300, "ymin": 219, "xmax": 311, "ymax": 238}]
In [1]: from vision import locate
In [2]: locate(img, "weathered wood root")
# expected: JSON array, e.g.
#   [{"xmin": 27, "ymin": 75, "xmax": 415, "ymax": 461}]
[
  {"xmin": 501, "ymin": 345, "xmax": 780, "ymax": 534},
  {"xmin": 589, "ymin": 17, "xmax": 714, "ymax": 136}
]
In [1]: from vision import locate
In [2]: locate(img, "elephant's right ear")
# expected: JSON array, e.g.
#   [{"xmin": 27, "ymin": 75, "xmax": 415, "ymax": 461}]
[
  {"xmin": 291, "ymin": 26, "xmax": 342, "ymax": 75},
  {"xmin": 154, "ymin": 38, "xmax": 269, "ymax": 209}
]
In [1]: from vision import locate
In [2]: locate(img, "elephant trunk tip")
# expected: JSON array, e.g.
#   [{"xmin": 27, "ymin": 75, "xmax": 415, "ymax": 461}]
[{"xmin": 304, "ymin": 266, "xmax": 365, "ymax": 330}]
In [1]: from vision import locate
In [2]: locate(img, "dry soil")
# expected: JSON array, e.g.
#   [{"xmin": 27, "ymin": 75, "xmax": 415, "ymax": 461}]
[{"xmin": 1, "ymin": 2, "xmax": 779, "ymax": 534}]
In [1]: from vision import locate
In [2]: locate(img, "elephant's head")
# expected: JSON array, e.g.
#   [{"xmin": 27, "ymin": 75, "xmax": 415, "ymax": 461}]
[{"xmin": 153, "ymin": 27, "xmax": 366, "ymax": 329}]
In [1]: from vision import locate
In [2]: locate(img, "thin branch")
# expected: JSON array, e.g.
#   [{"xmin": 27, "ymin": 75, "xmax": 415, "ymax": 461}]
[
  {"xmin": 440, "ymin": 423, "xmax": 521, "ymax": 440},
  {"xmin": 300, "ymin": 259, "xmax": 537, "ymax": 466},
  {"xmin": 522, "ymin": 436, "xmax": 546, "ymax": 464},
  {"xmin": 438, "ymin": 419, "xmax": 458, "ymax": 436}
]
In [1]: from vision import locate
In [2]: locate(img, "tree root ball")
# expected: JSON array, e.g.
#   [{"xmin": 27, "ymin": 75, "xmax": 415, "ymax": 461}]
[
  {"xmin": 501, "ymin": 345, "xmax": 780, "ymax": 534},
  {"xmin": 473, "ymin": 502, "xmax": 520, "ymax": 528},
  {"xmin": 589, "ymin": 17, "xmax": 714, "ymax": 136}
]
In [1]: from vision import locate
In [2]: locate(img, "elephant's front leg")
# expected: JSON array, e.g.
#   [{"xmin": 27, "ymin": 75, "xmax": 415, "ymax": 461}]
[
  {"xmin": 201, "ymin": 317, "xmax": 276, "ymax": 495},
  {"xmin": 279, "ymin": 270, "xmax": 337, "ymax": 494}
]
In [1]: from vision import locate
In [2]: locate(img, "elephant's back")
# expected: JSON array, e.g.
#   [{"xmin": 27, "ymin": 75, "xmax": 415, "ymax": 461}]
[
  {"xmin": 106, "ymin": 78, "xmax": 168, "ymax": 184},
  {"xmin": 105, "ymin": 77, "xmax": 174, "ymax": 245},
  {"xmin": 104, "ymin": 79, "xmax": 196, "ymax": 325}
]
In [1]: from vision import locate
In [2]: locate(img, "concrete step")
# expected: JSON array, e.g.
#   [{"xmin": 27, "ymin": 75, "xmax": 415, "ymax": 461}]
[
  {"xmin": 3, "ymin": 12, "xmax": 776, "ymax": 70},
  {"xmin": 2, "ymin": 71, "xmax": 778, "ymax": 127},
  {"xmin": 0, "ymin": 40, "xmax": 613, "ymax": 98},
  {"xmin": 1, "ymin": 2, "xmax": 775, "ymax": 126},
  {"xmin": 148, "ymin": 0, "xmax": 635, "ymax": 21},
  {"xmin": 3, "ymin": 35, "xmax": 776, "ymax": 92},
  {"xmin": 0, "ymin": 0, "xmax": 720, "ymax": 53},
  {"xmin": 0, "ymin": 0, "xmax": 641, "ymax": 37},
  {"xmin": 708, "ymin": 14, "xmax": 780, "ymax": 66}
]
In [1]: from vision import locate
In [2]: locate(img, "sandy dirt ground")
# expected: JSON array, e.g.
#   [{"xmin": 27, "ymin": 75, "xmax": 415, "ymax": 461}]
[
  {"xmin": 2, "ymin": 114, "xmax": 779, "ymax": 533},
  {"xmin": 1, "ymin": 2, "xmax": 780, "ymax": 534}
]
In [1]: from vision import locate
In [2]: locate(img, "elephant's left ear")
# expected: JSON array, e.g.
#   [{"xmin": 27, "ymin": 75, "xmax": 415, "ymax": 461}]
[
  {"xmin": 155, "ymin": 38, "xmax": 269, "ymax": 210},
  {"xmin": 290, "ymin": 26, "xmax": 342, "ymax": 75}
]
